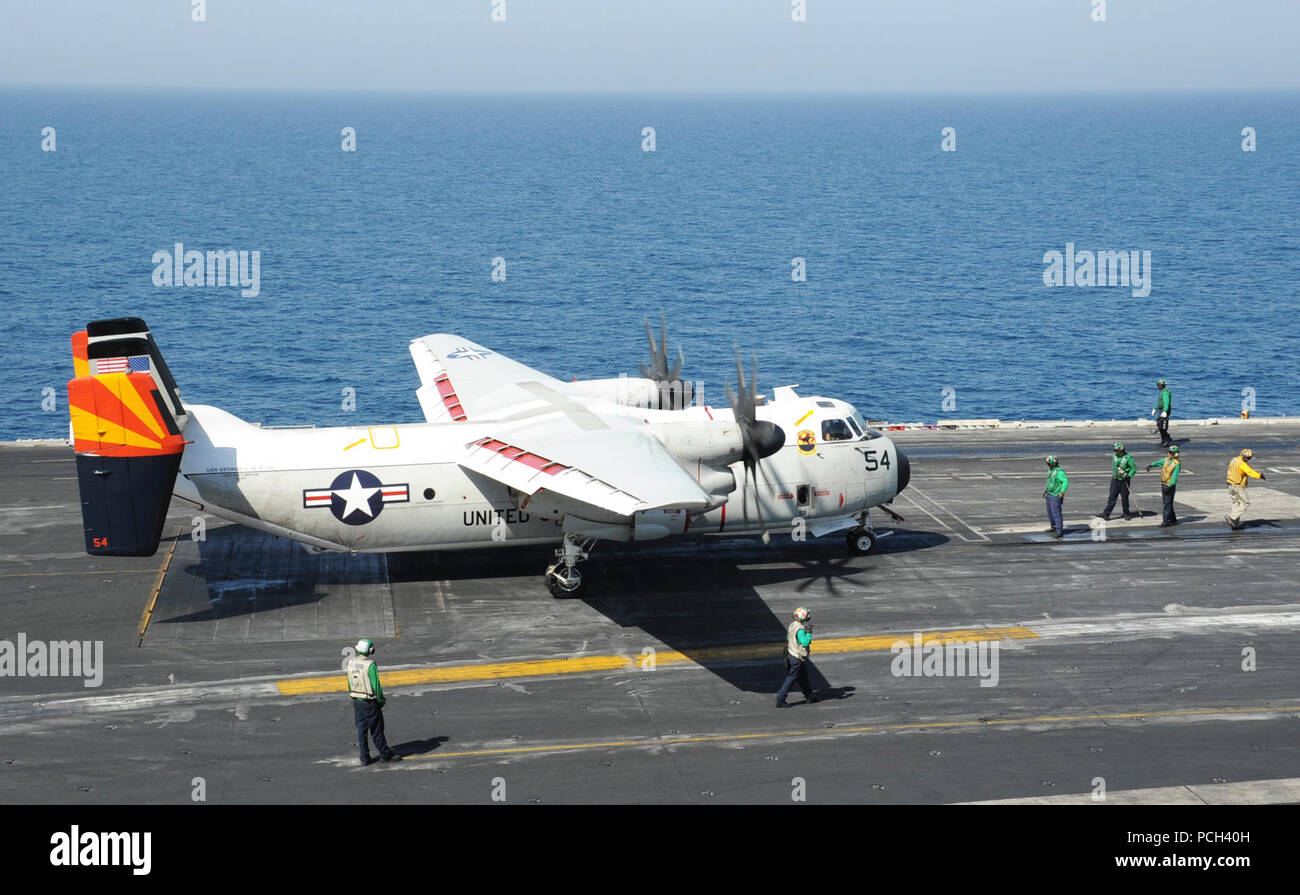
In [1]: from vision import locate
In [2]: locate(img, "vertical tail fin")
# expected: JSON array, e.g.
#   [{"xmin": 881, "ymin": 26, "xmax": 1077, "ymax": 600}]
[{"xmin": 67, "ymin": 318, "xmax": 187, "ymax": 556}]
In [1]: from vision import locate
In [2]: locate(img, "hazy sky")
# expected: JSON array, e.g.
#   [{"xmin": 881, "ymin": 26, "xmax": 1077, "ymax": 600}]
[{"xmin": 2, "ymin": 0, "xmax": 1297, "ymax": 93}]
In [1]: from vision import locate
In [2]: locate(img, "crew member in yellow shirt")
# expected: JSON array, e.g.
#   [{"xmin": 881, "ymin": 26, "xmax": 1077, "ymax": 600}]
[{"xmin": 1226, "ymin": 449, "xmax": 1264, "ymax": 530}]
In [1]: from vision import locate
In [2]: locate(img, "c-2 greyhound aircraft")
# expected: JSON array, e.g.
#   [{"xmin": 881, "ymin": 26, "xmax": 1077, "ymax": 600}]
[{"xmin": 67, "ymin": 317, "xmax": 910, "ymax": 596}]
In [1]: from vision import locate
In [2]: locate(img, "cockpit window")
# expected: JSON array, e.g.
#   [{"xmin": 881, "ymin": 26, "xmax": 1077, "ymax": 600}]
[
  {"xmin": 822, "ymin": 419, "xmax": 854, "ymax": 442},
  {"xmin": 850, "ymin": 411, "xmax": 877, "ymax": 439},
  {"xmin": 846, "ymin": 416, "xmax": 863, "ymax": 437}
]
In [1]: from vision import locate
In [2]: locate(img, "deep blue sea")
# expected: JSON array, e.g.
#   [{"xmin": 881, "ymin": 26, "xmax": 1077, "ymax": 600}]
[{"xmin": 2, "ymin": 89, "xmax": 1297, "ymax": 439}]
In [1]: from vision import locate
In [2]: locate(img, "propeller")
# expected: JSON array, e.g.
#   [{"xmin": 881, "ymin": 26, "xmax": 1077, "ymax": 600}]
[
  {"xmin": 725, "ymin": 345, "xmax": 786, "ymax": 543},
  {"xmin": 637, "ymin": 313, "xmax": 693, "ymax": 409}
]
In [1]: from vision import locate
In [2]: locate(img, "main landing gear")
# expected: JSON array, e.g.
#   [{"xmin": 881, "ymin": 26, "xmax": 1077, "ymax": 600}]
[{"xmin": 544, "ymin": 533, "xmax": 595, "ymax": 597}]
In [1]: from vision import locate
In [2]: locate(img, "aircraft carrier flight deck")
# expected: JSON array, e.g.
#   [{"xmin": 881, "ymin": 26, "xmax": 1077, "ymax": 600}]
[{"xmin": 3, "ymin": 418, "xmax": 1298, "ymax": 804}]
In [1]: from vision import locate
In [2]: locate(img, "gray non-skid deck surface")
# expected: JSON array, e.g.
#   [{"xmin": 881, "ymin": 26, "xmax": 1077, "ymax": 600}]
[
  {"xmin": 146, "ymin": 527, "xmax": 395, "ymax": 645},
  {"xmin": 1, "ymin": 421, "xmax": 1299, "ymax": 804}
]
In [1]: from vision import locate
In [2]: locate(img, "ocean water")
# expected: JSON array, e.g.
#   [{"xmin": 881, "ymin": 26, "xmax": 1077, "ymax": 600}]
[{"xmin": 1, "ymin": 88, "xmax": 1297, "ymax": 440}]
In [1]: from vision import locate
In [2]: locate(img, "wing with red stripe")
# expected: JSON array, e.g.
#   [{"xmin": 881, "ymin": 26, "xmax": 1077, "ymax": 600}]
[
  {"xmin": 409, "ymin": 334, "xmax": 570, "ymax": 423},
  {"xmin": 458, "ymin": 420, "xmax": 712, "ymax": 519}
]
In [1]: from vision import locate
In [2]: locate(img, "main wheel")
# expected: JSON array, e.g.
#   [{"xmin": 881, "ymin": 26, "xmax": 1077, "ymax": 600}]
[
  {"xmin": 846, "ymin": 529, "xmax": 876, "ymax": 555},
  {"xmin": 546, "ymin": 565, "xmax": 589, "ymax": 598}
]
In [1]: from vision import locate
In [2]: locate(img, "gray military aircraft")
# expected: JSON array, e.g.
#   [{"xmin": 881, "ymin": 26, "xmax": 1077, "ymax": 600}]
[{"xmin": 68, "ymin": 318, "xmax": 909, "ymax": 596}]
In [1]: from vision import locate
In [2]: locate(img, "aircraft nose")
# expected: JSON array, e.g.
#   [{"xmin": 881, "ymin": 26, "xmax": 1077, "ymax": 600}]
[{"xmin": 895, "ymin": 449, "xmax": 910, "ymax": 495}]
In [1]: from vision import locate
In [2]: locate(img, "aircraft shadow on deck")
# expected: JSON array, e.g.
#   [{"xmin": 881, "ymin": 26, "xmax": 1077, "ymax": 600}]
[
  {"xmin": 151, "ymin": 525, "xmax": 390, "ymax": 636},
  {"xmin": 395, "ymin": 529, "xmax": 946, "ymax": 694},
  {"xmin": 156, "ymin": 523, "xmax": 946, "ymax": 683}
]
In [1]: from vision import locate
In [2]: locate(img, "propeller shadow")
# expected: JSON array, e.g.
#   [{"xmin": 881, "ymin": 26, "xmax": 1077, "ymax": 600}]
[{"xmin": 572, "ymin": 530, "xmax": 946, "ymax": 694}]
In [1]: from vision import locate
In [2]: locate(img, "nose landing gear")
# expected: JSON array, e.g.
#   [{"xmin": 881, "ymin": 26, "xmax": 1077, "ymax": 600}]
[
  {"xmin": 545, "ymin": 533, "xmax": 595, "ymax": 597},
  {"xmin": 846, "ymin": 528, "xmax": 876, "ymax": 555},
  {"xmin": 846, "ymin": 511, "xmax": 878, "ymax": 555}
]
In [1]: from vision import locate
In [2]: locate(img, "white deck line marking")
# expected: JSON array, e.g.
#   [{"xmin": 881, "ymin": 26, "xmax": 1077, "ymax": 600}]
[
  {"xmin": 1032, "ymin": 608, "xmax": 1300, "ymax": 640},
  {"xmin": 959, "ymin": 776, "xmax": 1300, "ymax": 805},
  {"xmin": 0, "ymin": 505, "xmax": 68, "ymax": 512},
  {"xmin": 978, "ymin": 518, "xmax": 1157, "ymax": 535},
  {"xmin": 897, "ymin": 493, "xmax": 958, "ymax": 536},
  {"xmin": 907, "ymin": 484, "xmax": 991, "ymax": 541},
  {"xmin": 3, "ymin": 606, "xmax": 1299, "ymax": 724}
]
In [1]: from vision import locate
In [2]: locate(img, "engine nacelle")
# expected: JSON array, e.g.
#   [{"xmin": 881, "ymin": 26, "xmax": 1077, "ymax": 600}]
[
  {"xmin": 693, "ymin": 463, "xmax": 736, "ymax": 498},
  {"xmin": 561, "ymin": 509, "xmax": 690, "ymax": 542},
  {"xmin": 632, "ymin": 508, "xmax": 689, "ymax": 540},
  {"xmin": 568, "ymin": 376, "xmax": 695, "ymax": 410},
  {"xmin": 562, "ymin": 515, "xmax": 630, "ymax": 541},
  {"xmin": 643, "ymin": 420, "xmax": 744, "ymax": 466}
]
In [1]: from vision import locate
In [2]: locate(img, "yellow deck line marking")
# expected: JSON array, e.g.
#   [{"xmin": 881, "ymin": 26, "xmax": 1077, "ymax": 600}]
[
  {"xmin": 137, "ymin": 528, "xmax": 180, "ymax": 647},
  {"xmin": 407, "ymin": 704, "xmax": 1300, "ymax": 761},
  {"xmin": 0, "ymin": 568, "xmax": 158, "ymax": 579},
  {"xmin": 276, "ymin": 626, "xmax": 1038, "ymax": 695},
  {"xmin": 343, "ymin": 438, "xmax": 367, "ymax": 451},
  {"xmin": 795, "ymin": 409, "xmax": 814, "ymax": 426}
]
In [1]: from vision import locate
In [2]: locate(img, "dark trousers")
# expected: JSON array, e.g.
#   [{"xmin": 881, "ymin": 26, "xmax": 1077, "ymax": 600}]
[
  {"xmin": 777, "ymin": 655, "xmax": 814, "ymax": 703},
  {"xmin": 1102, "ymin": 478, "xmax": 1132, "ymax": 516},
  {"xmin": 1161, "ymin": 484, "xmax": 1177, "ymax": 525},
  {"xmin": 1045, "ymin": 494, "xmax": 1064, "ymax": 534},
  {"xmin": 353, "ymin": 698, "xmax": 392, "ymax": 760},
  {"xmin": 1156, "ymin": 415, "xmax": 1171, "ymax": 445}
]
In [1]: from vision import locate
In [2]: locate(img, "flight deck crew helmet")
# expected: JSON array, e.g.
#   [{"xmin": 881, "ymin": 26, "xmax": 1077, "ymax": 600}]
[
  {"xmin": 1113, "ymin": 442, "xmax": 1124, "ymax": 453},
  {"xmin": 1168, "ymin": 445, "xmax": 1180, "ymax": 455},
  {"xmin": 1045, "ymin": 455, "xmax": 1059, "ymax": 467},
  {"xmin": 1157, "ymin": 379, "xmax": 1167, "ymax": 387},
  {"xmin": 793, "ymin": 607, "xmax": 810, "ymax": 622},
  {"xmin": 1242, "ymin": 449, "xmax": 1253, "ymax": 459},
  {"xmin": 354, "ymin": 638, "xmax": 375, "ymax": 656}
]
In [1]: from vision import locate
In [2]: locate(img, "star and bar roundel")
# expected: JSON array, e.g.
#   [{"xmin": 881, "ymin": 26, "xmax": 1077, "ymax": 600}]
[{"xmin": 302, "ymin": 470, "xmax": 409, "ymax": 525}]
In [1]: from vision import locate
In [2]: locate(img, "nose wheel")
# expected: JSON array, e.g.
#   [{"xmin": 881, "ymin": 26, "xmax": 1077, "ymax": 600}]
[
  {"xmin": 545, "ymin": 534, "xmax": 595, "ymax": 597},
  {"xmin": 846, "ymin": 528, "xmax": 877, "ymax": 555},
  {"xmin": 846, "ymin": 511, "xmax": 878, "ymax": 555}
]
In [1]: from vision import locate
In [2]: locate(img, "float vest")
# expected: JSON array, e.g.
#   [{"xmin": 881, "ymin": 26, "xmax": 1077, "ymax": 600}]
[
  {"xmin": 1161, "ymin": 459, "xmax": 1180, "ymax": 485},
  {"xmin": 346, "ymin": 657, "xmax": 377, "ymax": 700},
  {"xmin": 1226, "ymin": 456, "xmax": 1260, "ymax": 487},
  {"xmin": 787, "ymin": 621, "xmax": 810, "ymax": 660}
]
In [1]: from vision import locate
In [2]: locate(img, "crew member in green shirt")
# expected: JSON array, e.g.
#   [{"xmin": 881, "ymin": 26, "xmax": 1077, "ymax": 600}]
[
  {"xmin": 1097, "ymin": 442, "xmax": 1138, "ymax": 520},
  {"xmin": 1146, "ymin": 444, "xmax": 1181, "ymax": 527},
  {"xmin": 346, "ymin": 638, "xmax": 401, "ymax": 766},
  {"xmin": 1151, "ymin": 379, "xmax": 1173, "ymax": 447},
  {"xmin": 1043, "ymin": 455, "xmax": 1068, "ymax": 539}
]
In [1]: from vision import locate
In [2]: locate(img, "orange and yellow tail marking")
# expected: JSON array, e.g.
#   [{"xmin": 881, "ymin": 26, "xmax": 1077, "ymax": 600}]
[
  {"xmin": 68, "ymin": 334, "xmax": 183, "ymax": 458},
  {"xmin": 72, "ymin": 330, "xmax": 90, "ymax": 379}
]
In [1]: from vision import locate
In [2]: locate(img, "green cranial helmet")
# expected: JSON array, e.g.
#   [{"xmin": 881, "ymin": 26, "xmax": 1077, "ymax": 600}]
[
  {"xmin": 354, "ymin": 638, "xmax": 375, "ymax": 656},
  {"xmin": 1157, "ymin": 379, "xmax": 1167, "ymax": 387},
  {"xmin": 1113, "ymin": 442, "xmax": 1124, "ymax": 452},
  {"xmin": 1045, "ymin": 455, "xmax": 1059, "ymax": 467},
  {"xmin": 1168, "ymin": 445, "xmax": 1180, "ymax": 455}
]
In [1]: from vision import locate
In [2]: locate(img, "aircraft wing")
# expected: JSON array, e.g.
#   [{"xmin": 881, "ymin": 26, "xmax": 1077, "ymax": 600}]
[
  {"xmin": 459, "ymin": 416, "xmax": 714, "ymax": 519},
  {"xmin": 410, "ymin": 334, "xmax": 578, "ymax": 423}
]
